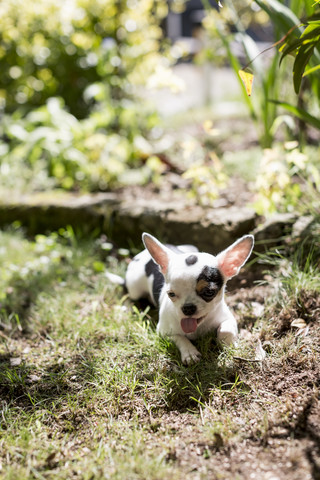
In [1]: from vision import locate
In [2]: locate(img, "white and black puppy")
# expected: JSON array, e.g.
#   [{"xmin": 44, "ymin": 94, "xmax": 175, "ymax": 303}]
[{"xmin": 123, "ymin": 233, "xmax": 254, "ymax": 365}]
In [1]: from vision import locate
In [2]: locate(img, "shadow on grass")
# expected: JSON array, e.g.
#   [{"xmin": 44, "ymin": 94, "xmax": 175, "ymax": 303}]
[
  {"xmin": 135, "ymin": 330, "xmax": 248, "ymax": 414},
  {"xmin": 0, "ymin": 260, "xmax": 71, "ymax": 329},
  {"xmin": 0, "ymin": 354, "xmax": 76, "ymax": 409},
  {"xmin": 164, "ymin": 358, "xmax": 246, "ymax": 413},
  {"xmin": 0, "ymin": 350, "xmax": 106, "ymax": 435}
]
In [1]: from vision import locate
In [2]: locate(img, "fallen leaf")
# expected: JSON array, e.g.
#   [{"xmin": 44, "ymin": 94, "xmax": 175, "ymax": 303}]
[
  {"xmin": 291, "ymin": 318, "xmax": 307, "ymax": 329},
  {"xmin": 239, "ymin": 69, "xmax": 254, "ymax": 96},
  {"xmin": 255, "ymin": 340, "xmax": 266, "ymax": 361},
  {"xmin": 239, "ymin": 328, "xmax": 252, "ymax": 340},
  {"xmin": 295, "ymin": 325, "xmax": 309, "ymax": 337},
  {"xmin": 10, "ymin": 357, "xmax": 22, "ymax": 366},
  {"xmin": 251, "ymin": 301, "xmax": 264, "ymax": 317},
  {"xmin": 28, "ymin": 374, "xmax": 41, "ymax": 382}
]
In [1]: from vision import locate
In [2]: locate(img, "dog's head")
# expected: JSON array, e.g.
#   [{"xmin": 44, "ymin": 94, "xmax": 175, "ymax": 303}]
[{"xmin": 142, "ymin": 233, "xmax": 254, "ymax": 334}]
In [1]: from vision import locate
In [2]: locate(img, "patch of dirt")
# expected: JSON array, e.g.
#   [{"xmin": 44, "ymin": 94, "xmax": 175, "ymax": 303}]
[
  {"xmin": 274, "ymin": 290, "xmax": 320, "ymax": 338},
  {"xmin": 142, "ymin": 286, "xmax": 320, "ymax": 480}
]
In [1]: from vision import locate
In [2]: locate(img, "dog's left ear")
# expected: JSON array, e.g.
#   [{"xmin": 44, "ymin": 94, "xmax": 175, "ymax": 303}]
[
  {"xmin": 142, "ymin": 233, "xmax": 171, "ymax": 275},
  {"xmin": 217, "ymin": 235, "xmax": 254, "ymax": 280}
]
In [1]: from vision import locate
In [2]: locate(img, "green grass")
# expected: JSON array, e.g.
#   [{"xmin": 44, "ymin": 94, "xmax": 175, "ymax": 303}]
[{"xmin": 0, "ymin": 226, "xmax": 320, "ymax": 479}]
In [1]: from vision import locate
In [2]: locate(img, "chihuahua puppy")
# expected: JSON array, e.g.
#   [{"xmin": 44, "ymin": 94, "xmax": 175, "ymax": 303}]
[{"xmin": 124, "ymin": 233, "xmax": 254, "ymax": 365}]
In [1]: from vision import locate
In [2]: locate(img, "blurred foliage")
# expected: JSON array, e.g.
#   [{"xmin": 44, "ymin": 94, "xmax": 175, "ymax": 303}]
[
  {"xmin": 183, "ymin": 153, "xmax": 228, "ymax": 206},
  {"xmin": 254, "ymin": 142, "xmax": 320, "ymax": 215},
  {"xmin": 0, "ymin": 0, "xmax": 319, "ymax": 219},
  {"xmin": 254, "ymin": 0, "xmax": 320, "ymax": 134},
  {"xmin": 0, "ymin": 0, "xmax": 183, "ymax": 192},
  {"xmin": 201, "ymin": 0, "xmax": 320, "ymax": 146},
  {"xmin": 197, "ymin": 0, "xmax": 320, "ymax": 215},
  {"xmin": 279, "ymin": 9, "xmax": 320, "ymax": 94},
  {"xmin": 201, "ymin": 0, "xmax": 294, "ymax": 147},
  {"xmin": 0, "ymin": 0, "xmax": 169, "ymax": 118},
  {"xmin": 0, "ymin": 97, "xmax": 161, "ymax": 191}
]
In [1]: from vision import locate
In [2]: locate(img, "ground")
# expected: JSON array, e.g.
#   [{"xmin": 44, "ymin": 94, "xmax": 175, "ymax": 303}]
[{"xmin": 0, "ymin": 229, "xmax": 319, "ymax": 480}]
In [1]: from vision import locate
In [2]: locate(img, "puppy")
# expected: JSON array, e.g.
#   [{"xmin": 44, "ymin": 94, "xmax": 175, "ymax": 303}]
[{"xmin": 124, "ymin": 233, "xmax": 254, "ymax": 365}]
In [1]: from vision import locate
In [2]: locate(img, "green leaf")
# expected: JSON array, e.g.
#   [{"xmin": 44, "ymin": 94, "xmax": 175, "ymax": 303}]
[
  {"xmin": 270, "ymin": 100, "xmax": 320, "ymax": 129},
  {"xmin": 280, "ymin": 25, "xmax": 320, "ymax": 63},
  {"xmin": 304, "ymin": 63, "xmax": 320, "ymax": 75},
  {"xmin": 93, "ymin": 261, "xmax": 105, "ymax": 273},
  {"xmin": 293, "ymin": 42, "xmax": 316, "ymax": 92},
  {"xmin": 254, "ymin": 0, "xmax": 302, "ymax": 34},
  {"xmin": 304, "ymin": 11, "xmax": 320, "ymax": 23}
]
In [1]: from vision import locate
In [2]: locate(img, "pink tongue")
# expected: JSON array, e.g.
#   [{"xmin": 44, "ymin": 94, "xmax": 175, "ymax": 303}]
[{"xmin": 181, "ymin": 317, "xmax": 198, "ymax": 333}]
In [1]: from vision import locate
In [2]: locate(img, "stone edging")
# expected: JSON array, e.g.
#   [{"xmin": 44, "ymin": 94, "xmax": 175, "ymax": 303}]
[{"xmin": 0, "ymin": 192, "xmax": 297, "ymax": 254}]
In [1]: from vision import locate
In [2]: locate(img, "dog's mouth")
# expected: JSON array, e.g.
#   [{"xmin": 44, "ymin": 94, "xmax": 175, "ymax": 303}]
[{"xmin": 181, "ymin": 316, "xmax": 205, "ymax": 334}]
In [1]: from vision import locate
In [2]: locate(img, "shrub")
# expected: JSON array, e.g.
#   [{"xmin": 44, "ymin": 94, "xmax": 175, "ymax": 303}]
[
  {"xmin": 0, "ymin": 0, "xmax": 178, "ymax": 192},
  {"xmin": 0, "ymin": 0, "xmax": 169, "ymax": 119},
  {"xmin": 0, "ymin": 97, "xmax": 162, "ymax": 192}
]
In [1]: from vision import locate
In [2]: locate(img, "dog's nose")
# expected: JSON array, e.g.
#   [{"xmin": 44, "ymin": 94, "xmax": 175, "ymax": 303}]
[{"xmin": 181, "ymin": 303, "xmax": 197, "ymax": 316}]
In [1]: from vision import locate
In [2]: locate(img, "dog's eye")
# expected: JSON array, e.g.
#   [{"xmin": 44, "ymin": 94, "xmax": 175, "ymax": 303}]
[
  {"xmin": 203, "ymin": 288, "xmax": 214, "ymax": 296},
  {"xmin": 201, "ymin": 288, "xmax": 216, "ymax": 300},
  {"xmin": 167, "ymin": 291, "xmax": 176, "ymax": 299}
]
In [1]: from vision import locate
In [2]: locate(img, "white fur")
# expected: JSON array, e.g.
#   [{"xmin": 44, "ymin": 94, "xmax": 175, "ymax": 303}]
[{"xmin": 125, "ymin": 233, "xmax": 254, "ymax": 365}]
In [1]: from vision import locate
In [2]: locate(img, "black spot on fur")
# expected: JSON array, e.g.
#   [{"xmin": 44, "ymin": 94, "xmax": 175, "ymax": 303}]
[
  {"xmin": 185, "ymin": 255, "xmax": 198, "ymax": 266},
  {"xmin": 145, "ymin": 259, "xmax": 164, "ymax": 306},
  {"xmin": 196, "ymin": 266, "xmax": 223, "ymax": 303}
]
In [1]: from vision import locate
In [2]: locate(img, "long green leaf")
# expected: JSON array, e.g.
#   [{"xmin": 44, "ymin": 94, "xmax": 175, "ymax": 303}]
[
  {"xmin": 293, "ymin": 42, "xmax": 317, "ymax": 92},
  {"xmin": 304, "ymin": 63, "xmax": 320, "ymax": 75},
  {"xmin": 305, "ymin": 11, "xmax": 320, "ymax": 23},
  {"xmin": 254, "ymin": 0, "xmax": 303, "ymax": 34},
  {"xmin": 270, "ymin": 100, "xmax": 320, "ymax": 129},
  {"xmin": 280, "ymin": 24, "xmax": 320, "ymax": 62},
  {"xmin": 215, "ymin": 29, "xmax": 257, "ymax": 120}
]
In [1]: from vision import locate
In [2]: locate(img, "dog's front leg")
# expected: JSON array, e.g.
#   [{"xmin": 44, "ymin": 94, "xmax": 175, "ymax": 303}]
[
  {"xmin": 170, "ymin": 334, "xmax": 201, "ymax": 365},
  {"xmin": 217, "ymin": 315, "xmax": 238, "ymax": 346}
]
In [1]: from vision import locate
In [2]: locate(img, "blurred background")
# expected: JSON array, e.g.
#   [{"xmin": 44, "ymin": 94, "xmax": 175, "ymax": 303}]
[{"xmin": 0, "ymin": 0, "xmax": 319, "ymax": 217}]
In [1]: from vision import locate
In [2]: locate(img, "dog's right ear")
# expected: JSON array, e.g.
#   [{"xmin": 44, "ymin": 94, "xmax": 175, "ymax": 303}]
[{"xmin": 142, "ymin": 233, "xmax": 171, "ymax": 275}]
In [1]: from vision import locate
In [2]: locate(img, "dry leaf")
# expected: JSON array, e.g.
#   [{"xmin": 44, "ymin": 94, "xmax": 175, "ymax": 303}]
[
  {"xmin": 10, "ymin": 357, "xmax": 22, "ymax": 366},
  {"xmin": 291, "ymin": 318, "xmax": 307, "ymax": 329},
  {"xmin": 251, "ymin": 301, "xmax": 264, "ymax": 317},
  {"xmin": 295, "ymin": 325, "xmax": 310, "ymax": 338},
  {"xmin": 255, "ymin": 340, "xmax": 266, "ymax": 361},
  {"xmin": 239, "ymin": 69, "xmax": 254, "ymax": 96},
  {"xmin": 239, "ymin": 328, "xmax": 253, "ymax": 340}
]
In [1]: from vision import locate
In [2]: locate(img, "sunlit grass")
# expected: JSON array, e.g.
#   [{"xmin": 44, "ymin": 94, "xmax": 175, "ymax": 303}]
[{"xmin": 0, "ymin": 226, "xmax": 319, "ymax": 479}]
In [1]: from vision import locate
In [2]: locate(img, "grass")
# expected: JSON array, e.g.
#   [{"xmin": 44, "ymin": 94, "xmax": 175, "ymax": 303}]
[{"xmin": 0, "ymin": 225, "xmax": 320, "ymax": 479}]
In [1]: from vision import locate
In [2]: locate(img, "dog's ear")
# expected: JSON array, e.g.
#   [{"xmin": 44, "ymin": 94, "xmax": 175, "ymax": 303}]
[
  {"xmin": 217, "ymin": 235, "xmax": 254, "ymax": 280},
  {"xmin": 142, "ymin": 233, "xmax": 171, "ymax": 275}
]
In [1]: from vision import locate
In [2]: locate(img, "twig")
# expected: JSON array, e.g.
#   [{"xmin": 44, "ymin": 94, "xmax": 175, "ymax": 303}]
[{"xmin": 233, "ymin": 356, "xmax": 264, "ymax": 363}]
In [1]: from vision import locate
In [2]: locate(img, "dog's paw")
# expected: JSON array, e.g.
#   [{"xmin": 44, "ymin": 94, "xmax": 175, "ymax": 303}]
[
  {"xmin": 217, "ymin": 330, "xmax": 237, "ymax": 347},
  {"xmin": 217, "ymin": 320, "xmax": 237, "ymax": 346},
  {"xmin": 181, "ymin": 348, "xmax": 201, "ymax": 365}
]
